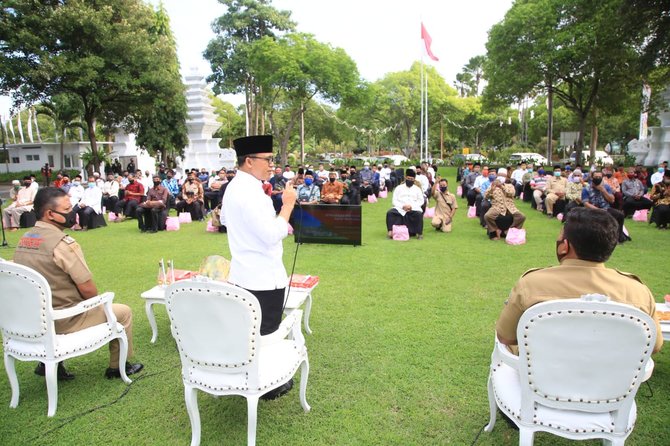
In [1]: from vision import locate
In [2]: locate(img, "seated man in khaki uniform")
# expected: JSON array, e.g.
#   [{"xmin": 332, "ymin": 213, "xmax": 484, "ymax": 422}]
[
  {"xmin": 430, "ymin": 177, "xmax": 458, "ymax": 232},
  {"xmin": 484, "ymin": 168, "xmax": 526, "ymax": 240},
  {"xmin": 13, "ymin": 187, "xmax": 144, "ymax": 380},
  {"xmin": 496, "ymin": 207, "xmax": 663, "ymax": 354}
]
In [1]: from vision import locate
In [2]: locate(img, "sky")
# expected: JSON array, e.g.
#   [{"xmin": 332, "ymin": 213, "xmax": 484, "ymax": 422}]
[{"xmin": 1, "ymin": 0, "xmax": 514, "ymax": 114}]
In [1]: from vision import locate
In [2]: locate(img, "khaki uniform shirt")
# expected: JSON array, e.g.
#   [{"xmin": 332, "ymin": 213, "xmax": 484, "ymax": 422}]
[
  {"xmin": 496, "ymin": 259, "xmax": 663, "ymax": 353},
  {"xmin": 546, "ymin": 176, "xmax": 568, "ymax": 195},
  {"xmin": 13, "ymin": 221, "xmax": 92, "ymax": 332},
  {"xmin": 432, "ymin": 190, "xmax": 458, "ymax": 220}
]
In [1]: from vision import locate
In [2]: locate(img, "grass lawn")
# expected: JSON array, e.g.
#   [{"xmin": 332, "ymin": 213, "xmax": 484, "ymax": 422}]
[{"xmin": 1, "ymin": 167, "xmax": 670, "ymax": 445}]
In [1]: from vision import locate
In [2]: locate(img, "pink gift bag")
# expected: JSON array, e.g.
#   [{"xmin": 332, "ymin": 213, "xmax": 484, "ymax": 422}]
[
  {"xmin": 178, "ymin": 212, "xmax": 192, "ymax": 224},
  {"xmin": 367, "ymin": 194, "xmax": 378, "ymax": 203},
  {"xmin": 520, "ymin": 192, "xmax": 524, "ymax": 200},
  {"xmin": 467, "ymin": 206, "xmax": 477, "ymax": 218},
  {"xmin": 632, "ymin": 209, "xmax": 648, "ymax": 222},
  {"xmin": 108, "ymin": 212, "xmax": 118, "ymax": 222},
  {"xmin": 206, "ymin": 220, "xmax": 218, "ymax": 232},
  {"xmin": 379, "ymin": 190, "xmax": 388, "ymax": 198},
  {"xmin": 457, "ymin": 185, "xmax": 463, "ymax": 196},
  {"xmin": 424, "ymin": 207, "xmax": 435, "ymax": 218},
  {"xmin": 556, "ymin": 213, "xmax": 564, "ymax": 222},
  {"xmin": 505, "ymin": 228, "xmax": 526, "ymax": 245},
  {"xmin": 287, "ymin": 223, "xmax": 294, "ymax": 234},
  {"xmin": 392, "ymin": 224, "xmax": 409, "ymax": 241},
  {"xmin": 166, "ymin": 217, "xmax": 180, "ymax": 231}
]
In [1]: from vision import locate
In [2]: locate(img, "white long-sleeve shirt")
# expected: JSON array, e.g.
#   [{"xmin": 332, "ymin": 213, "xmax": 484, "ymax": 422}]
[
  {"xmin": 392, "ymin": 183, "xmax": 424, "ymax": 216},
  {"xmin": 79, "ymin": 186, "xmax": 102, "ymax": 214},
  {"xmin": 223, "ymin": 169, "xmax": 289, "ymax": 291}
]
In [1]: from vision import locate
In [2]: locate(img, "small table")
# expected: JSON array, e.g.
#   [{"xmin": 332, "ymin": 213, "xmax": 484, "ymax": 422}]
[
  {"xmin": 655, "ymin": 303, "xmax": 670, "ymax": 342},
  {"xmin": 140, "ymin": 282, "xmax": 316, "ymax": 343}
]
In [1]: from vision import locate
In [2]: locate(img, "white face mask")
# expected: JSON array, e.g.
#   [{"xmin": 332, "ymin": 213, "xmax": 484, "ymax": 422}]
[{"xmin": 497, "ymin": 176, "xmax": 506, "ymax": 183}]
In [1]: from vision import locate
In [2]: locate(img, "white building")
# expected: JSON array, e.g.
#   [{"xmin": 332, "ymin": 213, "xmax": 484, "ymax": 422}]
[{"xmin": 2, "ymin": 141, "xmax": 112, "ymax": 176}]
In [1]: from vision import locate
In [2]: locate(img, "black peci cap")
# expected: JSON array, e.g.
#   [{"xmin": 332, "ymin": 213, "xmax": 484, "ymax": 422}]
[{"xmin": 232, "ymin": 135, "xmax": 273, "ymax": 157}]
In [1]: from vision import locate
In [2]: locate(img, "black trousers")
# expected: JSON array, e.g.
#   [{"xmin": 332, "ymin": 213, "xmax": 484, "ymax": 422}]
[
  {"xmin": 244, "ymin": 288, "xmax": 285, "ymax": 336},
  {"xmin": 651, "ymin": 204, "xmax": 670, "ymax": 227},
  {"xmin": 622, "ymin": 197, "xmax": 653, "ymax": 217},
  {"xmin": 75, "ymin": 206, "xmax": 97, "ymax": 228},
  {"xmin": 102, "ymin": 195, "xmax": 118, "ymax": 212},
  {"xmin": 114, "ymin": 199, "xmax": 139, "ymax": 217},
  {"xmin": 136, "ymin": 206, "xmax": 165, "ymax": 231},
  {"xmin": 386, "ymin": 208, "xmax": 423, "ymax": 235}
]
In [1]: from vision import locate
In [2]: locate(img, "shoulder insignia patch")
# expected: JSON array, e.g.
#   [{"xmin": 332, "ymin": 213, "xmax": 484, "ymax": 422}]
[
  {"xmin": 614, "ymin": 269, "xmax": 643, "ymax": 283},
  {"xmin": 62, "ymin": 235, "xmax": 76, "ymax": 245},
  {"xmin": 521, "ymin": 267, "xmax": 544, "ymax": 278}
]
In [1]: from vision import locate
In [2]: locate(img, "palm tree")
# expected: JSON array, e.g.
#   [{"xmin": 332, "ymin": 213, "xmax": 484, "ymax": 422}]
[{"xmin": 35, "ymin": 94, "xmax": 86, "ymax": 171}]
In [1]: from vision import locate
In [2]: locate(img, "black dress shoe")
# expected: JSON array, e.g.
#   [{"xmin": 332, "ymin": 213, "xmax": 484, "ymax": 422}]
[
  {"xmin": 104, "ymin": 362, "xmax": 144, "ymax": 379},
  {"xmin": 260, "ymin": 378, "xmax": 294, "ymax": 401},
  {"xmin": 34, "ymin": 362, "xmax": 75, "ymax": 381}
]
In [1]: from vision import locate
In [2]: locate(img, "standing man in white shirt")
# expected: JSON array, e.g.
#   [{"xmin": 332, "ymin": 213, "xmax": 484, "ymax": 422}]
[{"xmin": 223, "ymin": 135, "xmax": 297, "ymax": 399}]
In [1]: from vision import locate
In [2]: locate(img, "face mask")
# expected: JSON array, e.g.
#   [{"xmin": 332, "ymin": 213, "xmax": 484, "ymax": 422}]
[
  {"xmin": 627, "ymin": 174, "xmax": 636, "ymax": 179},
  {"xmin": 527, "ymin": 168, "xmax": 533, "ymax": 173},
  {"xmin": 72, "ymin": 181, "xmax": 80, "ymax": 187},
  {"xmin": 488, "ymin": 174, "xmax": 496, "ymax": 181},
  {"xmin": 188, "ymin": 178, "xmax": 194, "ymax": 183},
  {"xmin": 274, "ymin": 174, "xmax": 282, "ymax": 179},
  {"xmin": 167, "ymin": 175, "xmax": 173, "ymax": 180},
  {"xmin": 659, "ymin": 168, "xmax": 665, "ymax": 173},
  {"xmin": 439, "ymin": 186, "xmax": 447, "ymax": 193},
  {"xmin": 51, "ymin": 209, "xmax": 77, "ymax": 229},
  {"xmin": 592, "ymin": 177, "xmax": 603, "ymax": 186},
  {"xmin": 538, "ymin": 169, "xmax": 545, "ymax": 176},
  {"xmin": 497, "ymin": 176, "xmax": 506, "ymax": 183},
  {"xmin": 88, "ymin": 182, "xmax": 95, "ymax": 188},
  {"xmin": 23, "ymin": 182, "xmax": 31, "ymax": 187},
  {"xmin": 329, "ymin": 177, "xmax": 336, "ymax": 183},
  {"xmin": 304, "ymin": 178, "xmax": 313, "ymax": 186},
  {"xmin": 405, "ymin": 179, "xmax": 415, "ymax": 187},
  {"xmin": 556, "ymin": 239, "xmax": 568, "ymax": 263},
  {"xmin": 226, "ymin": 176, "xmax": 234, "ymax": 181},
  {"xmin": 605, "ymin": 173, "xmax": 612, "ymax": 178},
  {"xmin": 572, "ymin": 177, "xmax": 582, "ymax": 183},
  {"xmin": 554, "ymin": 171, "xmax": 561, "ymax": 177},
  {"xmin": 153, "ymin": 181, "xmax": 161, "ymax": 186},
  {"xmin": 350, "ymin": 170, "xmax": 355, "ymax": 175}
]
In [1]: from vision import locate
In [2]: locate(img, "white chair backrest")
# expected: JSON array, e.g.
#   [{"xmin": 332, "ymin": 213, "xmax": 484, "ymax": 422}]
[
  {"xmin": 517, "ymin": 299, "xmax": 655, "ymax": 418},
  {"xmin": 0, "ymin": 261, "xmax": 54, "ymax": 345},
  {"xmin": 166, "ymin": 280, "xmax": 261, "ymax": 376}
]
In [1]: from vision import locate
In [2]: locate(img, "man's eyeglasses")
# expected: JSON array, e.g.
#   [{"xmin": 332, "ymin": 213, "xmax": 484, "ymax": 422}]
[{"xmin": 248, "ymin": 155, "xmax": 274, "ymax": 164}]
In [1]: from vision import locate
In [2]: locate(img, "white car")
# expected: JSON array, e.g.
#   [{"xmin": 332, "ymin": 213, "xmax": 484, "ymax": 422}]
[
  {"xmin": 509, "ymin": 152, "xmax": 549, "ymax": 166},
  {"xmin": 569, "ymin": 151, "xmax": 614, "ymax": 165}
]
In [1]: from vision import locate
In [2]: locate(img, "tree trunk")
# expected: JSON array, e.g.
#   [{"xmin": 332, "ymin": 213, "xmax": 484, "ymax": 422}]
[
  {"xmin": 299, "ymin": 102, "xmax": 304, "ymax": 164},
  {"xmin": 85, "ymin": 114, "xmax": 100, "ymax": 173},
  {"xmin": 440, "ymin": 119, "xmax": 444, "ymax": 160},
  {"xmin": 575, "ymin": 112, "xmax": 587, "ymax": 166},
  {"xmin": 546, "ymin": 82, "xmax": 554, "ymax": 161},
  {"xmin": 590, "ymin": 108, "xmax": 599, "ymax": 165}
]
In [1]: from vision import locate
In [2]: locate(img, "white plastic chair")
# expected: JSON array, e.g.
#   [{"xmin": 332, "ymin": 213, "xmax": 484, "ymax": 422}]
[
  {"xmin": 0, "ymin": 261, "xmax": 131, "ymax": 417},
  {"xmin": 166, "ymin": 279, "xmax": 310, "ymax": 446},
  {"xmin": 485, "ymin": 298, "xmax": 656, "ymax": 445}
]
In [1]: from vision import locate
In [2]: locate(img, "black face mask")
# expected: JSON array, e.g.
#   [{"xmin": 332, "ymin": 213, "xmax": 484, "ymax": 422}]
[
  {"xmin": 329, "ymin": 177, "xmax": 336, "ymax": 183},
  {"xmin": 23, "ymin": 182, "xmax": 31, "ymax": 187},
  {"xmin": 592, "ymin": 177, "xmax": 603, "ymax": 186},
  {"xmin": 153, "ymin": 181, "xmax": 161, "ymax": 187},
  {"xmin": 406, "ymin": 179, "xmax": 415, "ymax": 187},
  {"xmin": 226, "ymin": 176, "xmax": 234, "ymax": 181},
  {"xmin": 605, "ymin": 173, "xmax": 612, "ymax": 178},
  {"xmin": 439, "ymin": 186, "xmax": 447, "ymax": 193},
  {"xmin": 128, "ymin": 180, "xmax": 134, "ymax": 184},
  {"xmin": 188, "ymin": 178, "xmax": 194, "ymax": 183},
  {"xmin": 51, "ymin": 209, "xmax": 77, "ymax": 229}
]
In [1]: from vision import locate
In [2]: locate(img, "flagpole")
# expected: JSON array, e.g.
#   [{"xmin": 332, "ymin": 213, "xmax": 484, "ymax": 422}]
[
  {"xmin": 425, "ymin": 68, "xmax": 429, "ymax": 162},
  {"xmin": 420, "ymin": 57, "xmax": 424, "ymax": 162}
]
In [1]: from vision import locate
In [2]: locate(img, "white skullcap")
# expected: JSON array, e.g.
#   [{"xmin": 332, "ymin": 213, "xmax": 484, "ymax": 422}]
[{"xmin": 497, "ymin": 168, "xmax": 508, "ymax": 175}]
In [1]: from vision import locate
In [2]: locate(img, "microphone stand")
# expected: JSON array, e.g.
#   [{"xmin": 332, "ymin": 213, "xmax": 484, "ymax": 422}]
[{"xmin": 0, "ymin": 197, "xmax": 9, "ymax": 248}]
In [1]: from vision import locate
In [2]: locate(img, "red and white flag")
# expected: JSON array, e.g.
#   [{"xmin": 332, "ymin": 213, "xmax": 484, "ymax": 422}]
[{"xmin": 421, "ymin": 22, "xmax": 439, "ymax": 62}]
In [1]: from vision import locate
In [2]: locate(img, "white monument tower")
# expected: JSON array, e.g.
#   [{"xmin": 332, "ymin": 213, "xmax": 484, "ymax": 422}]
[
  {"xmin": 628, "ymin": 86, "xmax": 670, "ymax": 165},
  {"xmin": 180, "ymin": 70, "xmax": 236, "ymax": 172}
]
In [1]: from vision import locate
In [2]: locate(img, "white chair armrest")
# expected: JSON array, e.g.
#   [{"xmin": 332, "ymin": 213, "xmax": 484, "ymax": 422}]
[
  {"xmin": 492, "ymin": 337, "xmax": 519, "ymax": 369},
  {"xmin": 52, "ymin": 292, "xmax": 115, "ymax": 320},
  {"xmin": 260, "ymin": 310, "xmax": 302, "ymax": 347}
]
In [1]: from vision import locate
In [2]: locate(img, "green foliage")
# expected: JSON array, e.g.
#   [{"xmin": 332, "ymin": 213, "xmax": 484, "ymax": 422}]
[
  {"xmin": 211, "ymin": 97, "xmax": 246, "ymax": 148},
  {"xmin": 0, "ymin": 0, "xmax": 188, "ymax": 172},
  {"xmin": 248, "ymin": 32, "xmax": 360, "ymax": 164},
  {"xmin": 1, "ymin": 168, "xmax": 669, "ymax": 445}
]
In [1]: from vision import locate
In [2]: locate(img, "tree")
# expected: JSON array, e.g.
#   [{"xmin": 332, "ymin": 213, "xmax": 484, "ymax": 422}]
[
  {"xmin": 134, "ymin": 2, "xmax": 189, "ymax": 167},
  {"xmin": 35, "ymin": 94, "xmax": 86, "ymax": 171},
  {"xmin": 484, "ymin": 0, "xmax": 643, "ymax": 165},
  {"xmin": 204, "ymin": 0, "xmax": 295, "ymax": 136},
  {"xmin": 247, "ymin": 33, "xmax": 360, "ymax": 164},
  {"xmin": 211, "ymin": 97, "xmax": 245, "ymax": 148},
  {"xmin": 454, "ymin": 55, "xmax": 486, "ymax": 97},
  {"xmin": 0, "ymin": 0, "xmax": 186, "ymax": 171}
]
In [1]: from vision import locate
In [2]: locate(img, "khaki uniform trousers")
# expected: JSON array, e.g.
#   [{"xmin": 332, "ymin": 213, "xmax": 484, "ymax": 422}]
[
  {"xmin": 431, "ymin": 215, "xmax": 453, "ymax": 232},
  {"xmin": 545, "ymin": 193, "xmax": 564, "ymax": 215},
  {"xmin": 57, "ymin": 303, "xmax": 133, "ymax": 369}
]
